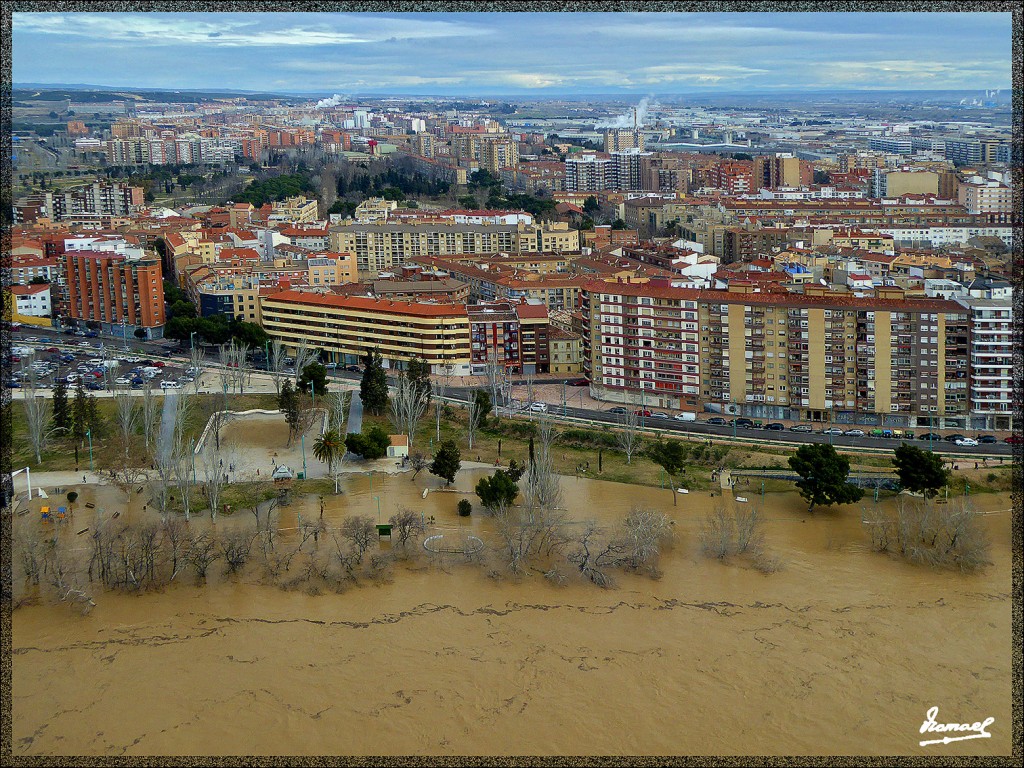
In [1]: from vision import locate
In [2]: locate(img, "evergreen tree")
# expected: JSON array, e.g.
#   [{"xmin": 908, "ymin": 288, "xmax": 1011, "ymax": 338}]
[
  {"xmin": 278, "ymin": 380, "xmax": 301, "ymax": 444},
  {"xmin": 430, "ymin": 440, "xmax": 461, "ymax": 486},
  {"xmin": 71, "ymin": 380, "xmax": 89, "ymax": 442},
  {"xmin": 893, "ymin": 443, "xmax": 949, "ymax": 498},
  {"xmin": 475, "ymin": 468, "xmax": 520, "ymax": 513},
  {"xmin": 52, "ymin": 380, "xmax": 70, "ymax": 432},
  {"xmin": 297, "ymin": 361, "xmax": 328, "ymax": 398},
  {"xmin": 360, "ymin": 349, "xmax": 389, "ymax": 416},
  {"xmin": 789, "ymin": 443, "xmax": 864, "ymax": 513}
]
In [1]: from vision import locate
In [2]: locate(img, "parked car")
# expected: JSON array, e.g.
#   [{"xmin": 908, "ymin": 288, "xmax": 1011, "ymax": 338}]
[
  {"xmin": 324, "ymin": 362, "xmax": 337, "ymax": 370},
  {"xmin": 569, "ymin": 378, "xmax": 589, "ymax": 386},
  {"xmin": 917, "ymin": 433, "xmax": 943, "ymax": 442},
  {"xmin": 1005, "ymin": 435, "xmax": 1022, "ymax": 445},
  {"xmin": 86, "ymin": 381, "xmax": 105, "ymax": 391},
  {"xmin": 650, "ymin": 412, "xmax": 669, "ymax": 419},
  {"xmin": 673, "ymin": 413, "xmax": 695, "ymax": 422},
  {"xmin": 821, "ymin": 427, "xmax": 844, "ymax": 435},
  {"xmin": 764, "ymin": 423, "xmax": 785, "ymax": 431},
  {"xmin": 844, "ymin": 429, "xmax": 866, "ymax": 437},
  {"xmin": 160, "ymin": 380, "xmax": 183, "ymax": 390},
  {"xmin": 153, "ymin": 361, "xmax": 166, "ymax": 368},
  {"xmin": 115, "ymin": 377, "xmax": 131, "ymax": 385},
  {"xmin": 130, "ymin": 380, "xmax": 144, "ymax": 389},
  {"xmin": 7, "ymin": 380, "xmax": 21, "ymax": 388},
  {"xmin": 530, "ymin": 402, "xmax": 548, "ymax": 413},
  {"xmin": 955, "ymin": 437, "xmax": 979, "ymax": 447},
  {"xmin": 345, "ymin": 365, "xmax": 361, "ymax": 372},
  {"xmin": 608, "ymin": 407, "xmax": 628, "ymax": 415},
  {"xmin": 944, "ymin": 434, "xmax": 966, "ymax": 443},
  {"xmin": 45, "ymin": 347, "xmax": 60, "ymax": 354},
  {"xmin": 284, "ymin": 367, "xmax": 296, "ymax": 375},
  {"xmin": 84, "ymin": 331, "xmax": 99, "ymax": 338},
  {"xmin": 705, "ymin": 417, "xmax": 727, "ymax": 426},
  {"xmin": 977, "ymin": 435, "xmax": 998, "ymax": 444},
  {"xmin": 633, "ymin": 409, "xmax": 652, "ymax": 417},
  {"xmin": 732, "ymin": 418, "xmax": 754, "ymax": 429}
]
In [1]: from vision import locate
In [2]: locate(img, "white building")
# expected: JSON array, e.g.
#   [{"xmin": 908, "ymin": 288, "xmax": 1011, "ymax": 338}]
[
  {"xmin": 12, "ymin": 283, "xmax": 52, "ymax": 317},
  {"xmin": 954, "ymin": 295, "xmax": 1014, "ymax": 431}
]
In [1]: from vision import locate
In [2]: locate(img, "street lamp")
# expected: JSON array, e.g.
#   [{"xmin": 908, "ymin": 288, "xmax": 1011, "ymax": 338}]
[
  {"xmin": 85, "ymin": 428, "xmax": 94, "ymax": 473},
  {"xmin": 190, "ymin": 331, "xmax": 197, "ymax": 350},
  {"xmin": 374, "ymin": 495, "xmax": 381, "ymax": 523},
  {"xmin": 301, "ymin": 433, "xmax": 307, "ymax": 479}
]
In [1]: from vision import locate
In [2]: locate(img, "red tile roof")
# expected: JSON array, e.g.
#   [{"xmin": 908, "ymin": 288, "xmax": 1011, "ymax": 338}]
[{"xmin": 262, "ymin": 289, "xmax": 469, "ymax": 318}]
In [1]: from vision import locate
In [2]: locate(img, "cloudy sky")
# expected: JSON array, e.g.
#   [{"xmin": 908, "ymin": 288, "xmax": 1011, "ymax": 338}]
[{"xmin": 12, "ymin": 11, "xmax": 1012, "ymax": 95}]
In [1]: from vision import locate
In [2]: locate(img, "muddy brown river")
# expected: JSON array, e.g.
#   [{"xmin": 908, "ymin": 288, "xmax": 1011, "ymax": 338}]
[{"xmin": 12, "ymin": 469, "xmax": 1013, "ymax": 756}]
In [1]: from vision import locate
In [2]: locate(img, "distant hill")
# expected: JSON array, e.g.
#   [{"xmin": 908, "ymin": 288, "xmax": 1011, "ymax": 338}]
[{"xmin": 13, "ymin": 84, "xmax": 306, "ymax": 103}]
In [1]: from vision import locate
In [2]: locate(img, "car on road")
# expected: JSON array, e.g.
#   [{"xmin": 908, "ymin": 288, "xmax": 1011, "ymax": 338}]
[
  {"xmin": 944, "ymin": 434, "xmax": 966, "ymax": 443},
  {"xmin": 844, "ymin": 429, "xmax": 866, "ymax": 437},
  {"xmin": 732, "ymin": 418, "xmax": 754, "ymax": 429},
  {"xmin": 705, "ymin": 417, "xmax": 727, "ymax": 426},
  {"xmin": 764, "ymin": 423, "xmax": 785, "ymax": 431},
  {"xmin": 650, "ymin": 412, "xmax": 669, "ymax": 419},
  {"xmin": 160, "ymin": 380, "xmax": 183, "ymax": 389},
  {"xmin": 530, "ymin": 402, "xmax": 548, "ymax": 412},
  {"xmin": 284, "ymin": 367, "xmax": 296, "ymax": 375},
  {"xmin": 77, "ymin": 340, "xmax": 92, "ymax": 347},
  {"xmin": 324, "ymin": 362, "xmax": 337, "ymax": 370},
  {"xmin": 673, "ymin": 413, "xmax": 694, "ymax": 422},
  {"xmin": 917, "ymin": 432, "xmax": 942, "ymax": 442},
  {"xmin": 84, "ymin": 331, "xmax": 99, "ymax": 338},
  {"xmin": 345, "ymin": 365, "xmax": 361, "ymax": 372},
  {"xmin": 977, "ymin": 435, "xmax": 998, "ymax": 444},
  {"xmin": 1005, "ymin": 435, "xmax": 1022, "ymax": 444},
  {"xmin": 86, "ymin": 381, "xmax": 104, "ymax": 391},
  {"xmin": 7, "ymin": 380, "xmax": 21, "ymax": 388},
  {"xmin": 820, "ymin": 427, "xmax": 844, "ymax": 435},
  {"xmin": 130, "ymin": 380, "xmax": 144, "ymax": 389},
  {"xmin": 569, "ymin": 378, "xmax": 589, "ymax": 386},
  {"xmin": 633, "ymin": 409, "xmax": 652, "ymax": 417},
  {"xmin": 608, "ymin": 407, "xmax": 628, "ymax": 415},
  {"xmin": 153, "ymin": 361, "xmax": 166, "ymax": 368},
  {"xmin": 955, "ymin": 437, "xmax": 979, "ymax": 447}
]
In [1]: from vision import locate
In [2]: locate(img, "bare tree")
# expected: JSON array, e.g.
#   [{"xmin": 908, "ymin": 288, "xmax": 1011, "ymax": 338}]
[
  {"xmin": 141, "ymin": 384, "xmax": 160, "ymax": 455},
  {"xmin": 172, "ymin": 440, "xmax": 196, "ymax": 522},
  {"xmin": 523, "ymin": 372, "xmax": 536, "ymax": 412},
  {"xmin": 523, "ymin": 416, "xmax": 562, "ymax": 514},
  {"xmin": 220, "ymin": 526, "xmax": 258, "ymax": 574},
  {"xmin": 408, "ymin": 452, "xmax": 428, "ymax": 481},
  {"xmin": 341, "ymin": 515, "xmax": 377, "ymax": 563},
  {"xmin": 188, "ymin": 346, "xmax": 206, "ymax": 396},
  {"xmin": 388, "ymin": 508, "xmax": 427, "ymax": 549},
  {"xmin": 484, "ymin": 352, "xmax": 502, "ymax": 416},
  {"xmin": 615, "ymin": 407, "xmax": 641, "ymax": 465},
  {"xmin": 292, "ymin": 339, "xmax": 317, "ymax": 386},
  {"xmin": 21, "ymin": 381, "xmax": 55, "ymax": 464},
  {"xmin": 432, "ymin": 364, "xmax": 453, "ymax": 442},
  {"xmin": 389, "ymin": 375, "xmax": 428, "ymax": 448},
  {"xmin": 268, "ymin": 339, "xmax": 288, "ymax": 395},
  {"xmin": 466, "ymin": 397, "xmax": 484, "ymax": 450},
  {"xmin": 200, "ymin": 442, "xmax": 224, "ymax": 521},
  {"xmin": 227, "ymin": 341, "xmax": 251, "ymax": 395},
  {"xmin": 325, "ymin": 390, "xmax": 348, "ymax": 433},
  {"xmin": 112, "ymin": 387, "xmax": 140, "ymax": 458},
  {"xmin": 104, "ymin": 464, "xmax": 148, "ymax": 501},
  {"xmin": 185, "ymin": 533, "xmax": 220, "ymax": 580},
  {"xmin": 868, "ymin": 497, "xmax": 991, "ymax": 572},
  {"xmin": 160, "ymin": 517, "xmax": 189, "ymax": 582}
]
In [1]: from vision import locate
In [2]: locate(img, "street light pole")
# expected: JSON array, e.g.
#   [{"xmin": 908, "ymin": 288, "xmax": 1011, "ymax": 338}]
[
  {"xmin": 190, "ymin": 331, "xmax": 197, "ymax": 350},
  {"xmin": 301, "ymin": 433, "xmax": 307, "ymax": 478},
  {"xmin": 86, "ymin": 428, "xmax": 94, "ymax": 473},
  {"xmin": 374, "ymin": 495, "xmax": 381, "ymax": 523}
]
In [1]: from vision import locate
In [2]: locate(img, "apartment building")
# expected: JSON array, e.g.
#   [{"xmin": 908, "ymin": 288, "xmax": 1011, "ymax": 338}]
[
  {"xmin": 603, "ymin": 129, "xmax": 644, "ymax": 152},
  {"xmin": 481, "ymin": 139, "xmax": 520, "ymax": 173},
  {"xmin": 944, "ymin": 138, "xmax": 1007, "ymax": 166},
  {"xmin": 330, "ymin": 222, "xmax": 579, "ymax": 276},
  {"xmin": 957, "ymin": 176, "xmax": 1014, "ymax": 223},
  {"xmin": 63, "ymin": 250, "xmax": 166, "ymax": 338},
  {"xmin": 954, "ymin": 296, "xmax": 1014, "ymax": 430},
  {"xmin": 565, "ymin": 154, "xmax": 613, "ymax": 192},
  {"xmin": 14, "ymin": 183, "xmax": 145, "ymax": 223},
  {"xmin": 870, "ymin": 169, "xmax": 939, "ymax": 198},
  {"xmin": 582, "ymin": 281, "xmax": 971, "ymax": 427},
  {"xmin": 468, "ymin": 302, "xmax": 523, "ymax": 374},
  {"xmin": 11, "ymin": 284, "xmax": 52, "ymax": 317},
  {"xmin": 753, "ymin": 153, "xmax": 812, "ymax": 189},
  {"xmin": 260, "ymin": 290, "xmax": 471, "ymax": 373},
  {"xmin": 549, "ymin": 327, "xmax": 583, "ymax": 374}
]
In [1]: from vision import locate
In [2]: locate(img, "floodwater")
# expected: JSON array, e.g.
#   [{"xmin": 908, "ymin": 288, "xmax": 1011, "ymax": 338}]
[{"xmin": 12, "ymin": 468, "xmax": 1013, "ymax": 757}]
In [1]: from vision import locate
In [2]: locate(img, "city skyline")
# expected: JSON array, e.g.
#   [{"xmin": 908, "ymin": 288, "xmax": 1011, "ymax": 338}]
[{"xmin": 12, "ymin": 10, "xmax": 1013, "ymax": 95}]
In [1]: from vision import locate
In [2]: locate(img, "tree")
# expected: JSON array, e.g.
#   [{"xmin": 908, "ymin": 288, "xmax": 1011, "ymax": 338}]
[
  {"xmin": 345, "ymin": 425, "xmax": 390, "ymax": 460},
  {"xmin": 66, "ymin": 491, "xmax": 78, "ymax": 514},
  {"xmin": 297, "ymin": 361, "xmax": 328, "ymax": 399},
  {"xmin": 389, "ymin": 375, "xmax": 428, "ymax": 448},
  {"xmin": 615, "ymin": 408, "xmax": 641, "ymax": 465},
  {"xmin": 893, "ymin": 443, "xmax": 949, "ymax": 498},
  {"xmin": 71, "ymin": 380, "xmax": 89, "ymax": 442},
  {"xmin": 408, "ymin": 452, "xmax": 429, "ymax": 480},
  {"xmin": 430, "ymin": 440, "xmax": 461, "ymax": 486},
  {"xmin": 230, "ymin": 319, "xmax": 268, "ymax": 349},
  {"xmin": 583, "ymin": 195, "xmax": 600, "ymax": 214},
  {"xmin": 22, "ymin": 382, "xmax": 54, "ymax": 464},
  {"xmin": 648, "ymin": 439, "xmax": 688, "ymax": 506},
  {"xmin": 458, "ymin": 499, "xmax": 472, "ymax": 517},
  {"xmin": 360, "ymin": 349, "xmax": 389, "ymax": 416},
  {"xmin": 473, "ymin": 388, "xmax": 492, "ymax": 422},
  {"xmin": 389, "ymin": 507, "xmax": 427, "ymax": 548},
  {"xmin": 788, "ymin": 443, "xmax": 864, "ymax": 513},
  {"xmin": 475, "ymin": 469, "xmax": 520, "ymax": 515},
  {"xmin": 610, "ymin": 219, "xmax": 628, "ymax": 230},
  {"xmin": 51, "ymin": 379, "xmax": 70, "ymax": 432},
  {"xmin": 405, "ymin": 358, "xmax": 432, "ymax": 407},
  {"xmin": 313, "ymin": 428, "xmax": 345, "ymax": 493},
  {"xmin": 278, "ymin": 380, "xmax": 301, "ymax": 446}
]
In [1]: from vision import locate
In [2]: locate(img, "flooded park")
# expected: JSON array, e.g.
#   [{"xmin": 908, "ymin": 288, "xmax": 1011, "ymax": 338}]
[{"xmin": 8, "ymin": 406, "xmax": 1013, "ymax": 756}]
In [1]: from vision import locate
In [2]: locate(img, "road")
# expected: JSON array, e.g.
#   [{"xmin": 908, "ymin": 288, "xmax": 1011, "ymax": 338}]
[{"xmin": 8, "ymin": 326, "xmax": 1013, "ymax": 460}]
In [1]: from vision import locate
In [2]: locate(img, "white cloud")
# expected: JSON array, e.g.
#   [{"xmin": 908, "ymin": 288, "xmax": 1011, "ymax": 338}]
[
  {"xmin": 13, "ymin": 12, "xmax": 491, "ymax": 47},
  {"xmin": 591, "ymin": 21, "xmax": 886, "ymax": 43}
]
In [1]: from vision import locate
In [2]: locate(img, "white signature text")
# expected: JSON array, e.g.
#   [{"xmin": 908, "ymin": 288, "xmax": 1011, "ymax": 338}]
[{"xmin": 919, "ymin": 706, "xmax": 994, "ymax": 746}]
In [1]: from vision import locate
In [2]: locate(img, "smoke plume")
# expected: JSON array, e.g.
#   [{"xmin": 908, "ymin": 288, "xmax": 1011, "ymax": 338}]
[
  {"xmin": 315, "ymin": 94, "xmax": 345, "ymax": 109},
  {"xmin": 595, "ymin": 97, "xmax": 658, "ymax": 129}
]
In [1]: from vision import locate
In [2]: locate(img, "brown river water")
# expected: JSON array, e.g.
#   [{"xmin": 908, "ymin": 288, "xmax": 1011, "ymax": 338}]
[{"xmin": 12, "ymin": 468, "xmax": 1013, "ymax": 757}]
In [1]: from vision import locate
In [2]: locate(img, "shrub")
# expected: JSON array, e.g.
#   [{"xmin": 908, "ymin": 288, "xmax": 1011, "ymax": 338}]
[{"xmin": 457, "ymin": 499, "xmax": 472, "ymax": 517}]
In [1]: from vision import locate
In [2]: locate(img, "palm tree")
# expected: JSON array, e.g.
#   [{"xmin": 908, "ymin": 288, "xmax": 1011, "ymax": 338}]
[{"xmin": 313, "ymin": 428, "xmax": 344, "ymax": 494}]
